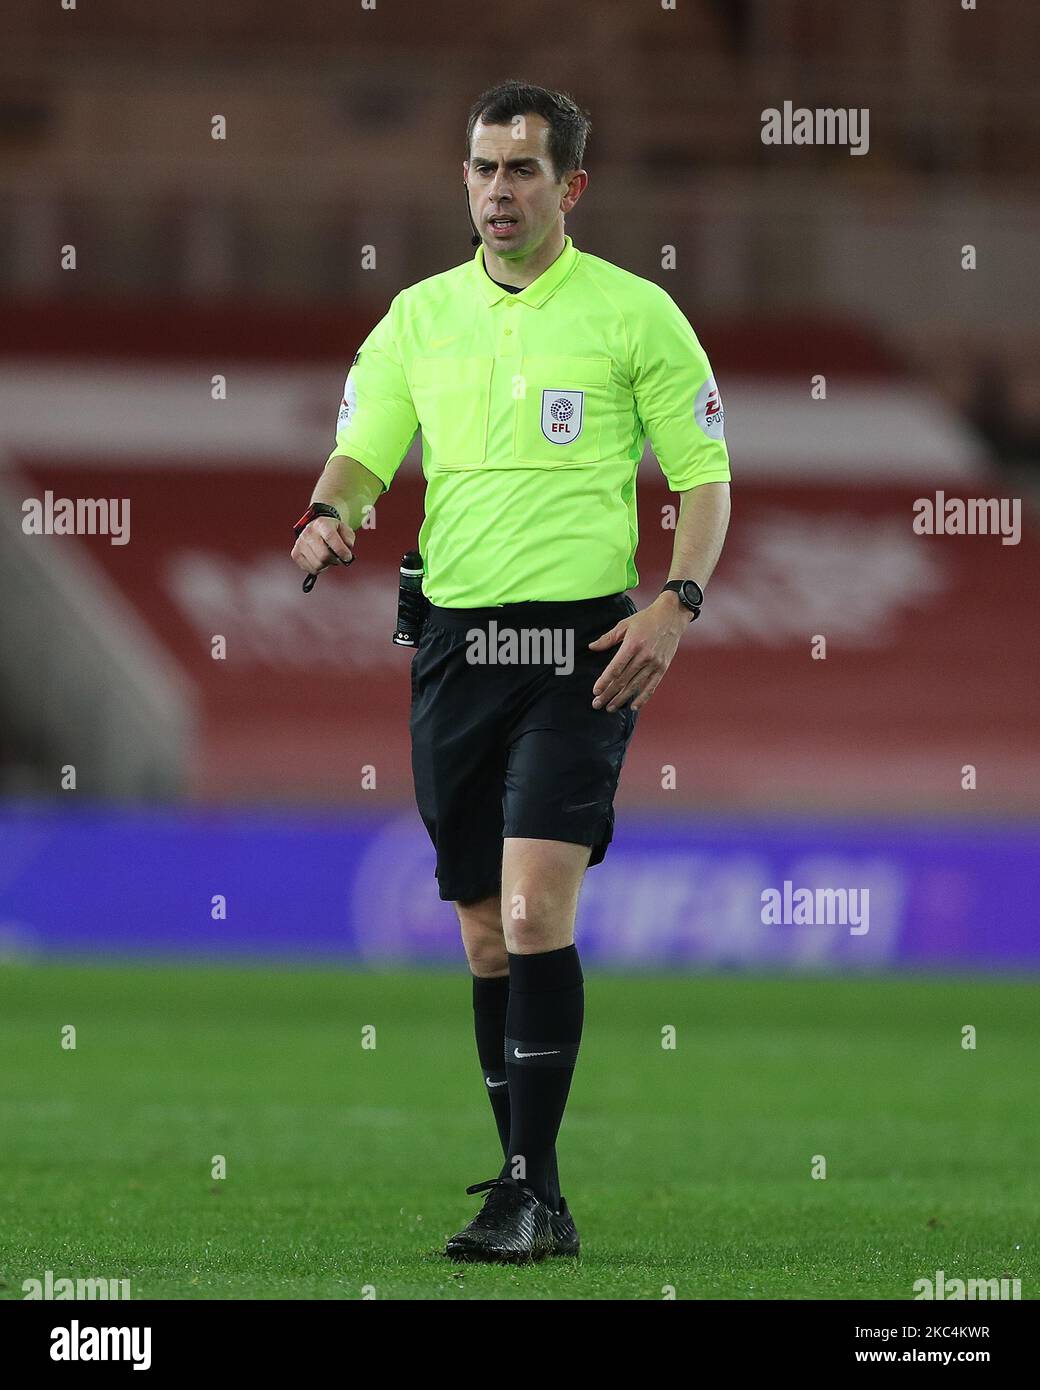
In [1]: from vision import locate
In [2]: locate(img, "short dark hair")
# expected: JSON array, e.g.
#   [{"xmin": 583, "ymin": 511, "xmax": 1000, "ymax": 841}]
[{"xmin": 466, "ymin": 80, "xmax": 591, "ymax": 182}]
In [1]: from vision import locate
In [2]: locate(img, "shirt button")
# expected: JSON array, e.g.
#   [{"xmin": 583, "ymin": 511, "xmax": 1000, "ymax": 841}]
[{"xmin": 503, "ymin": 328, "xmax": 512, "ymax": 336}]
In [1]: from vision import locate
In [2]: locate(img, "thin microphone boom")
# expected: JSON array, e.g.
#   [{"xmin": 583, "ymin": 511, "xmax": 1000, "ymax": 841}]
[{"xmin": 465, "ymin": 188, "xmax": 481, "ymax": 246}]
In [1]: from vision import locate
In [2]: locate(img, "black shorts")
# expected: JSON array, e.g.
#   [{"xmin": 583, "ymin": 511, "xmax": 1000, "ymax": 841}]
[{"xmin": 409, "ymin": 592, "xmax": 640, "ymax": 902}]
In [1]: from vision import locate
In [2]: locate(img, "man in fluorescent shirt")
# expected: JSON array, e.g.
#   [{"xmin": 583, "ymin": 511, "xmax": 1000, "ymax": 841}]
[{"xmin": 291, "ymin": 80, "xmax": 731, "ymax": 1263}]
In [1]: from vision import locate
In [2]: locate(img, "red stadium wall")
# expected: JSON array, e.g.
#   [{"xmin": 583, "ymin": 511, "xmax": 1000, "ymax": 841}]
[{"xmin": 15, "ymin": 460, "xmax": 1038, "ymax": 814}]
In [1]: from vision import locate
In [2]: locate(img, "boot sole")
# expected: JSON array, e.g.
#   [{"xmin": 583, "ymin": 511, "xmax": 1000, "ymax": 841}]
[{"xmin": 444, "ymin": 1243, "xmax": 551, "ymax": 1264}]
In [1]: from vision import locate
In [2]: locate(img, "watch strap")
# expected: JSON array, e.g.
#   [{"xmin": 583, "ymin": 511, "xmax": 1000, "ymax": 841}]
[{"xmin": 660, "ymin": 579, "xmax": 702, "ymax": 621}]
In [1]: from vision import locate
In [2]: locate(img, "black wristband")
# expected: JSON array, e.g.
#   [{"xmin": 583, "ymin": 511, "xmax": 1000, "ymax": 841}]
[{"xmin": 292, "ymin": 502, "xmax": 341, "ymax": 538}]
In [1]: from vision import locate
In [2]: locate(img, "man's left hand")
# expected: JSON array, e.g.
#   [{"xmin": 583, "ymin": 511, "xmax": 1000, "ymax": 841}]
[{"xmin": 588, "ymin": 594, "xmax": 692, "ymax": 712}]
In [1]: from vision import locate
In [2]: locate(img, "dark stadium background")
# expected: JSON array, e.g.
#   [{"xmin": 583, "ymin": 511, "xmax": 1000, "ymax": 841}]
[{"xmin": 1, "ymin": 0, "xmax": 1037, "ymax": 1309}]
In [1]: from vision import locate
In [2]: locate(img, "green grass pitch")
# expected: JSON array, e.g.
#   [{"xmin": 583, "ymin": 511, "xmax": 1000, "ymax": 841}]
[{"xmin": 0, "ymin": 962, "xmax": 1036, "ymax": 1300}]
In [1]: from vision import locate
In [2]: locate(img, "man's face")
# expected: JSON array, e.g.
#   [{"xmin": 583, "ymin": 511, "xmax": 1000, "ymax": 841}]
[{"xmin": 465, "ymin": 114, "xmax": 582, "ymax": 257}]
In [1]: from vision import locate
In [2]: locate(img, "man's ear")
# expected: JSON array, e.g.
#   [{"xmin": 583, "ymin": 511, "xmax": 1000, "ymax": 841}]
[{"xmin": 561, "ymin": 169, "xmax": 588, "ymax": 213}]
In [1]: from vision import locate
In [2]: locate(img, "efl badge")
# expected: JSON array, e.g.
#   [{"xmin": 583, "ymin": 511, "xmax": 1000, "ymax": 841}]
[{"xmin": 541, "ymin": 390, "xmax": 584, "ymax": 445}]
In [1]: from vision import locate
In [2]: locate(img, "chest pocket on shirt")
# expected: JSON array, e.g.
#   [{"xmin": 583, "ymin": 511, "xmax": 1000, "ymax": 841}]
[
  {"xmin": 410, "ymin": 356, "xmax": 493, "ymax": 468},
  {"xmin": 514, "ymin": 355, "xmax": 611, "ymax": 465}
]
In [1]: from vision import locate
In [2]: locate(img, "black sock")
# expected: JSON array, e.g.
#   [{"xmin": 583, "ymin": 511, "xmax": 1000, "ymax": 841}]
[
  {"xmin": 472, "ymin": 974, "xmax": 511, "ymax": 1158},
  {"xmin": 472, "ymin": 970, "xmax": 562, "ymax": 1207},
  {"xmin": 501, "ymin": 945, "xmax": 583, "ymax": 1209}
]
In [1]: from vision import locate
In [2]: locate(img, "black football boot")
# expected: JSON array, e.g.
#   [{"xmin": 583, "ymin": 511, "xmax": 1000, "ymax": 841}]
[{"xmin": 444, "ymin": 1177, "xmax": 556, "ymax": 1263}]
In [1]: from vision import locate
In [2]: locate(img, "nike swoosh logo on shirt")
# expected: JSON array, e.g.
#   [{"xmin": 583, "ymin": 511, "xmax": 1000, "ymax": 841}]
[
  {"xmin": 513, "ymin": 1047, "xmax": 561, "ymax": 1059},
  {"xmin": 429, "ymin": 334, "xmax": 460, "ymax": 350}
]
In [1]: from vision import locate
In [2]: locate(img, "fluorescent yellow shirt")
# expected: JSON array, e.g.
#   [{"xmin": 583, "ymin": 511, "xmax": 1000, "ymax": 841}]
[{"xmin": 329, "ymin": 234, "xmax": 730, "ymax": 606}]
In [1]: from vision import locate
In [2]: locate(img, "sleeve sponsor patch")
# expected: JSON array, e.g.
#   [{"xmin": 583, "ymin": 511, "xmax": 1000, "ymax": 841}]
[
  {"xmin": 337, "ymin": 370, "xmax": 358, "ymax": 430},
  {"xmin": 693, "ymin": 375, "xmax": 725, "ymax": 440}
]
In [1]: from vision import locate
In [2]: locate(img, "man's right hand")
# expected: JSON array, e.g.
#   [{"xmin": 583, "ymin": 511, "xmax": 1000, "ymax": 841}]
[{"xmin": 290, "ymin": 516, "xmax": 357, "ymax": 578}]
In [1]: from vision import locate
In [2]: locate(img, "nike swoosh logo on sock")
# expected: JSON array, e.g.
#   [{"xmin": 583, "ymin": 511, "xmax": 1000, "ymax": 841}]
[
  {"xmin": 485, "ymin": 1077, "xmax": 508, "ymax": 1087},
  {"xmin": 513, "ymin": 1047, "xmax": 562, "ymax": 1059}
]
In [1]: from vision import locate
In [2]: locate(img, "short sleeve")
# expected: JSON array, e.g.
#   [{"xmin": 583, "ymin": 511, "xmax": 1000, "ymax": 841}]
[
  {"xmin": 630, "ymin": 284, "xmax": 731, "ymax": 491},
  {"xmin": 327, "ymin": 300, "xmax": 418, "ymax": 491}
]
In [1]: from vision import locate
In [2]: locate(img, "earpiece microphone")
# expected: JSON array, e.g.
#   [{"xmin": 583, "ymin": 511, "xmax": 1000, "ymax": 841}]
[{"xmin": 464, "ymin": 187, "xmax": 481, "ymax": 246}]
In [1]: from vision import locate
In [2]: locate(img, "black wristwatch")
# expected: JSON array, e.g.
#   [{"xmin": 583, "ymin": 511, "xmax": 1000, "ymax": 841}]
[
  {"xmin": 660, "ymin": 579, "xmax": 703, "ymax": 621},
  {"xmin": 292, "ymin": 501, "xmax": 341, "ymax": 538}
]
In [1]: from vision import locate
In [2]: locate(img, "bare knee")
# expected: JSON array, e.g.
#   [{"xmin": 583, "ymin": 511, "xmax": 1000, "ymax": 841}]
[
  {"xmin": 502, "ymin": 889, "xmax": 570, "ymax": 953},
  {"xmin": 455, "ymin": 895, "xmax": 508, "ymax": 977},
  {"xmin": 501, "ymin": 839, "xmax": 591, "ymax": 954}
]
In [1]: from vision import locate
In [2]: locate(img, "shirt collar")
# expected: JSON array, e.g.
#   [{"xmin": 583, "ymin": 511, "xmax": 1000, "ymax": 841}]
[{"xmin": 473, "ymin": 234, "xmax": 579, "ymax": 307}]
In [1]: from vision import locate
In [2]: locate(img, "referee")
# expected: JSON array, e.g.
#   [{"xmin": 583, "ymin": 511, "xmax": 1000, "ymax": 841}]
[{"xmin": 290, "ymin": 80, "xmax": 731, "ymax": 1263}]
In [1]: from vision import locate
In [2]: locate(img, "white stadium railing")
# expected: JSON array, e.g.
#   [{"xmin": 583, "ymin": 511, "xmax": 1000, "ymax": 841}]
[{"xmin": 0, "ymin": 464, "xmax": 196, "ymax": 800}]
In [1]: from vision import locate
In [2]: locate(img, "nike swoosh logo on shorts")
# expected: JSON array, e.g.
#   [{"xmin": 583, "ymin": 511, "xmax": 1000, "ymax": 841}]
[
  {"xmin": 513, "ymin": 1047, "xmax": 561, "ymax": 1059},
  {"xmin": 485, "ymin": 1077, "xmax": 508, "ymax": 1087}
]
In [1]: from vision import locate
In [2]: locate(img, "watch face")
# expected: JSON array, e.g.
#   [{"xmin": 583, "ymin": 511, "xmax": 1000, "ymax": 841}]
[{"xmin": 680, "ymin": 580, "xmax": 704, "ymax": 609}]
